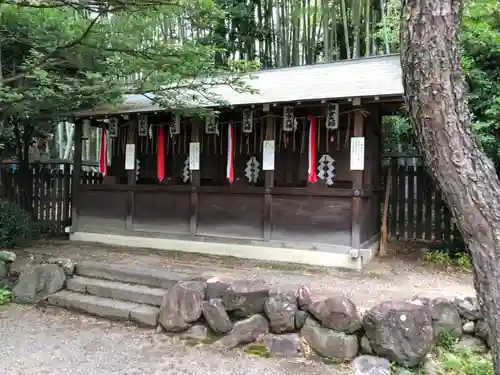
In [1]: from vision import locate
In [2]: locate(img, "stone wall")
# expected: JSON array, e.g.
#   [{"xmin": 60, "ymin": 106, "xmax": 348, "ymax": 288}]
[
  {"xmin": 11, "ymin": 258, "xmax": 490, "ymax": 371},
  {"xmin": 160, "ymin": 278, "xmax": 489, "ymax": 367}
]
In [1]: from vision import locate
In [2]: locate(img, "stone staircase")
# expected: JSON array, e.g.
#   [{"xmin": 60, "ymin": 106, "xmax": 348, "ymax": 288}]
[{"xmin": 48, "ymin": 261, "xmax": 200, "ymax": 327}]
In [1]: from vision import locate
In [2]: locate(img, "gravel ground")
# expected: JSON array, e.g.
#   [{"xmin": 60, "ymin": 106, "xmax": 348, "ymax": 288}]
[{"xmin": 0, "ymin": 305, "xmax": 352, "ymax": 375}]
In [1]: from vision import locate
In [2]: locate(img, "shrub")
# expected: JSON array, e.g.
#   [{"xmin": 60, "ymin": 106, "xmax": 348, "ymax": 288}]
[{"xmin": 0, "ymin": 199, "xmax": 40, "ymax": 248}]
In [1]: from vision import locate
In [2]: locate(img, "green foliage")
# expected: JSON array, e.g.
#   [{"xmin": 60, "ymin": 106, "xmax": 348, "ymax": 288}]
[
  {"xmin": 0, "ymin": 288, "xmax": 12, "ymax": 305},
  {"xmin": 437, "ymin": 331, "xmax": 459, "ymax": 351},
  {"xmin": 422, "ymin": 250, "xmax": 471, "ymax": 270},
  {"xmin": 243, "ymin": 344, "xmax": 270, "ymax": 358},
  {"xmin": 379, "ymin": 0, "xmax": 500, "ymax": 172},
  {"xmin": 0, "ymin": 199, "xmax": 39, "ymax": 248},
  {"xmin": 439, "ymin": 349, "xmax": 493, "ymax": 375}
]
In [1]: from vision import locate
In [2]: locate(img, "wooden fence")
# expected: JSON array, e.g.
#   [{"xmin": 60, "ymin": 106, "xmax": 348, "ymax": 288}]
[
  {"xmin": 383, "ymin": 158, "xmax": 461, "ymax": 245},
  {"xmin": 0, "ymin": 162, "xmax": 102, "ymax": 234}
]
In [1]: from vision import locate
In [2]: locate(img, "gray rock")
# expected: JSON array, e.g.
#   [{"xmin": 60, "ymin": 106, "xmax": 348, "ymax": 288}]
[
  {"xmin": 0, "ymin": 251, "xmax": 16, "ymax": 263},
  {"xmin": 301, "ymin": 324, "xmax": 358, "ymax": 360},
  {"xmin": 412, "ymin": 297, "xmax": 462, "ymax": 338},
  {"xmin": 179, "ymin": 324, "xmax": 209, "ymax": 341},
  {"xmin": 362, "ymin": 301, "xmax": 434, "ymax": 367},
  {"xmin": 46, "ymin": 257, "xmax": 75, "ymax": 276},
  {"xmin": 454, "ymin": 297, "xmax": 481, "ymax": 321},
  {"xmin": 222, "ymin": 279, "xmax": 270, "ymax": 318},
  {"xmin": 155, "ymin": 325, "xmax": 163, "ymax": 334},
  {"xmin": 12, "ymin": 264, "xmax": 65, "ymax": 304},
  {"xmin": 264, "ymin": 290, "xmax": 297, "ymax": 333},
  {"xmin": 202, "ymin": 298, "xmax": 233, "ymax": 334},
  {"xmin": 261, "ymin": 333, "xmax": 301, "ymax": 357},
  {"xmin": 462, "ymin": 321, "xmax": 475, "ymax": 334},
  {"xmin": 456, "ymin": 335, "xmax": 488, "ymax": 353},
  {"xmin": 309, "ymin": 296, "xmax": 362, "ymax": 334},
  {"xmin": 475, "ymin": 319, "xmax": 491, "ymax": 347},
  {"xmin": 205, "ymin": 277, "xmax": 231, "ymax": 300},
  {"xmin": 159, "ymin": 281, "xmax": 204, "ymax": 332},
  {"xmin": 296, "ymin": 285, "xmax": 324, "ymax": 311},
  {"xmin": 295, "ymin": 310, "xmax": 308, "ymax": 330},
  {"xmin": 0, "ymin": 261, "xmax": 8, "ymax": 278},
  {"xmin": 360, "ymin": 335, "xmax": 373, "ymax": 354},
  {"xmin": 215, "ymin": 314, "xmax": 269, "ymax": 349},
  {"xmin": 423, "ymin": 355, "xmax": 439, "ymax": 375},
  {"xmin": 352, "ymin": 355, "xmax": 390, "ymax": 375}
]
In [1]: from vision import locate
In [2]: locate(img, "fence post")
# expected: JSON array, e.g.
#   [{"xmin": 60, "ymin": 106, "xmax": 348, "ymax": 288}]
[{"xmin": 63, "ymin": 163, "xmax": 71, "ymax": 228}]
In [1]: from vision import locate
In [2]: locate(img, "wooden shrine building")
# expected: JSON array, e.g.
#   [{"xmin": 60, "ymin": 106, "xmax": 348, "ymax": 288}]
[{"xmin": 70, "ymin": 54, "xmax": 404, "ymax": 269}]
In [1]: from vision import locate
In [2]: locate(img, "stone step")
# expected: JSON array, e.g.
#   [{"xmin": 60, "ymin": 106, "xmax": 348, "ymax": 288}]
[
  {"xmin": 75, "ymin": 261, "xmax": 200, "ymax": 289},
  {"xmin": 67, "ymin": 276, "xmax": 166, "ymax": 306},
  {"xmin": 48, "ymin": 290, "xmax": 159, "ymax": 327}
]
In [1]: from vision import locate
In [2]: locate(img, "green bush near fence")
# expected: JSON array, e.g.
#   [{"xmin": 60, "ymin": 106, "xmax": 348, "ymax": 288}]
[{"xmin": 0, "ymin": 199, "xmax": 42, "ymax": 248}]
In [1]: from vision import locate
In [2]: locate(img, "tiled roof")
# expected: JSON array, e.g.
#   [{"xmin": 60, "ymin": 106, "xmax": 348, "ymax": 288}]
[{"xmin": 75, "ymin": 54, "xmax": 403, "ymax": 117}]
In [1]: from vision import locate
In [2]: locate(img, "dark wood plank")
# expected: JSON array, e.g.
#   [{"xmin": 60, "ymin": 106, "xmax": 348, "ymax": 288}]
[
  {"xmin": 126, "ymin": 117, "xmax": 137, "ymax": 231},
  {"xmin": 272, "ymin": 195, "xmax": 352, "ymax": 246},
  {"xmin": 351, "ymin": 106, "xmax": 364, "ymax": 249},
  {"xmin": 57, "ymin": 168, "xmax": 64, "ymax": 232},
  {"xmin": 407, "ymin": 164, "xmax": 415, "ymax": 240},
  {"xmin": 397, "ymin": 165, "xmax": 406, "ymax": 239},
  {"xmin": 72, "ymin": 120, "xmax": 83, "ymax": 232},
  {"xmin": 51, "ymin": 168, "xmax": 58, "ymax": 233},
  {"xmin": 389, "ymin": 159, "xmax": 398, "ymax": 238},
  {"xmin": 423, "ymin": 172, "xmax": 434, "ymax": 241},
  {"xmin": 443, "ymin": 203, "xmax": 452, "ymax": 244},
  {"xmin": 63, "ymin": 164, "xmax": 71, "ymax": 228},
  {"xmin": 33, "ymin": 166, "xmax": 41, "ymax": 221},
  {"xmin": 79, "ymin": 189, "xmax": 127, "ymax": 230},
  {"xmin": 190, "ymin": 119, "xmax": 201, "ymax": 234},
  {"xmin": 415, "ymin": 165, "xmax": 425, "ymax": 240},
  {"xmin": 264, "ymin": 115, "xmax": 275, "ymax": 241},
  {"xmin": 197, "ymin": 193, "xmax": 264, "ymax": 239}
]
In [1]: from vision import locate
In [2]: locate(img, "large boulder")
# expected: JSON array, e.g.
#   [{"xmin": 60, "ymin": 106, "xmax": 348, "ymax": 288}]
[
  {"xmin": 264, "ymin": 290, "xmax": 297, "ymax": 333},
  {"xmin": 205, "ymin": 277, "xmax": 231, "ymax": 300},
  {"xmin": 261, "ymin": 333, "xmax": 301, "ymax": 357},
  {"xmin": 362, "ymin": 301, "xmax": 434, "ymax": 367},
  {"xmin": 46, "ymin": 257, "xmax": 76, "ymax": 276},
  {"xmin": 352, "ymin": 355, "xmax": 390, "ymax": 375},
  {"xmin": 13, "ymin": 264, "xmax": 65, "ymax": 304},
  {"xmin": 296, "ymin": 285, "xmax": 325, "ymax": 311},
  {"xmin": 475, "ymin": 319, "xmax": 491, "ymax": 347},
  {"xmin": 295, "ymin": 310, "xmax": 308, "ymax": 330},
  {"xmin": 222, "ymin": 279, "xmax": 270, "ymax": 317},
  {"xmin": 215, "ymin": 314, "xmax": 269, "ymax": 349},
  {"xmin": 411, "ymin": 297, "xmax": 462, "ymax": 338},
  {"xmin": 309, "ymin": 296, "xmax": 362, "ymax": 334},
  {"xmin": 301, "ymin": 318, "xmax": 359, "ymax": 360},
  {"xmin": 454, "ymin": 297, "xmax": 481, "ymax": 321},
  {"xmin": 158, "ymin": 281, "xmax": 204, "ymax": 332},
  {"xmin": 456, "ymin": 335, "xmax": 488, "ymax": 353},
  {"xmin": 202, "ymin": 298, "xmax": 233, "ymax": 334},
  {"xmin": 0, "ymin": 250, "xmax": 16, "ymax": 263}
]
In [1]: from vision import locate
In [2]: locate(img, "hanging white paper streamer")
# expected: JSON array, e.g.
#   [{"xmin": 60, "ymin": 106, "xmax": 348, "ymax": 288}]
[
  {"xmin": 317, "ymin": 154, "xmax": 336, "ymax": 186},
  {"xmin": 182, "ymin": 156, "xmax": 190, "ymax": 183},
  {"xmin": 244, "ymin": 156, "xmax": 260, "ymax": 184}
]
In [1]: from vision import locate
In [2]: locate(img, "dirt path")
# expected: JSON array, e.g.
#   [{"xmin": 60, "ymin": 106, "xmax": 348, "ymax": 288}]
[{"xmin": 11, "ymin": 239, "xmax": 475, "ymax": 308}]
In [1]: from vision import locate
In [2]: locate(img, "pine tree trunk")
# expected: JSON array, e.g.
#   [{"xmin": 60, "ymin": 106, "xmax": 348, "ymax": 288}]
[{"xmin": 401, "ymin": 1, "xmax": 500, "ymax": 373}]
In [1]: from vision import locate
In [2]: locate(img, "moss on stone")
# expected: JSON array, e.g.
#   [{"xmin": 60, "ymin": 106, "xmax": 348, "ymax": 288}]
[{"xmin": 243, "ymin": 344, "xmax": 270, "ymax": 358}]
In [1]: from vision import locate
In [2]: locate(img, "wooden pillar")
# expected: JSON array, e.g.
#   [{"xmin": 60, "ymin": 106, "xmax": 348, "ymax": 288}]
[
  {"xmin": 71, "ymin": 119, "xmax": 83, "ymax": 233},
  {"xmin": 351, "ymin": 102, "xmax": 364, "ymax": 249},
  {"xmin": 190, "ymin": 119, "xmax": 201, "ymax": 235},
  {"xmin": 264, "ymin": 115, "xmax": 275, "ymax": 241},
  {"xmin": 125, "ymin": 118, "xmax": 137, "ymax": 230}
]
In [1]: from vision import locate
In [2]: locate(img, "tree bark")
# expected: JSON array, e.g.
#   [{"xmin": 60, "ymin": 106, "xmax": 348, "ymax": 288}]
[{"xmin": 401, "ymin": 0, "xmax": 500, "ymax": 373}]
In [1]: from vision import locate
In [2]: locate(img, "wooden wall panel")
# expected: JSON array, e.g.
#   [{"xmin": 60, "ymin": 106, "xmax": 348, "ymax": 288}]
[
  {"xmin": 271, "ymin": 195, "xmax": 352, "ymax": 246},
  {"xmin": 133, "ymin": 191, "xmax": 190, "ymax": 234},
  {"xmin": 360, "ymin": 196, "xmax": 379, "ymax": 244},
  {"xmin": 197, "ymin": 193, "xmax": 264, "ymax": 239},
  {"xmin": 79, "ymin": 190, "xmax": 127, "ymax": 230}
]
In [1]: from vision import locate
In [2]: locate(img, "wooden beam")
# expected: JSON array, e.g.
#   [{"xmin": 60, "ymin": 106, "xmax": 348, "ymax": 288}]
[
  {"xmin": 126, "ymin": 117, "xmax": 137, "ymax": 231},
  {"xmin": 71, "ymin": 119, "xmax": 83, "ymax": 233},
  {"xmin": 190, "ymin": 118, "xmax": 201, "ymax": 235},
  {"xmin": 264, "ymin": 115, "xmax": 275, "ymax": 241},
  {"xmin": 351, "ymin": 104, "xmax": 364, "ymax": 249}
]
